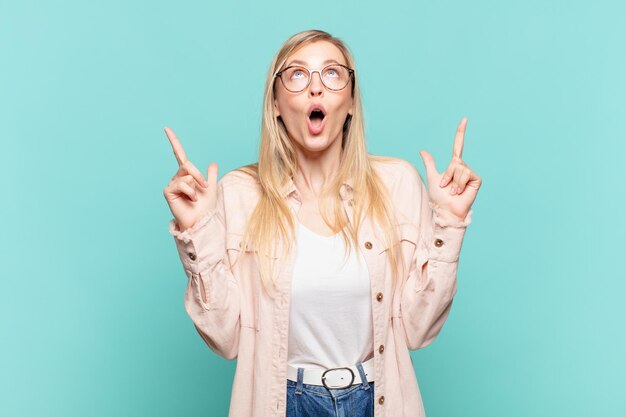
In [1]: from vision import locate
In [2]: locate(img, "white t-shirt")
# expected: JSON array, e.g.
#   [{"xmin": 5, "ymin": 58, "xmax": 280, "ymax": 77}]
[{"xmin": 287, "ymin": 221, "xmax": 374, "ymax": 370}]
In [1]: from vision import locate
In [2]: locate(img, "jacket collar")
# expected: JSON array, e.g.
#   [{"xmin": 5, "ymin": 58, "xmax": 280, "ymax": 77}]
[{"xmin": 282, "ymin": 176, "xmax": 354, "ymax": 202}]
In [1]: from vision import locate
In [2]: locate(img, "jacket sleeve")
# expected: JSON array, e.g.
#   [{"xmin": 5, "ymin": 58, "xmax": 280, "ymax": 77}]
[
  {"xmin": 397, "ymin": 160, "xmax": 472, "ymax": 350},
  {"xmin": 168, "ymin": 177, "xmax": 241, "ymax": 360}
]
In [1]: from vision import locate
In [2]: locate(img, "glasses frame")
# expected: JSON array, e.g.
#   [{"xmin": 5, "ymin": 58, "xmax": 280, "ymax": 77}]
[{"xmin": 274, "ymin": 63, "xmax": 355, "ymax": 93}]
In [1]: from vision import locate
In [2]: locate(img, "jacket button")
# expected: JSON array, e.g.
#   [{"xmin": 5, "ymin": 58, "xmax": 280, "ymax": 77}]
[
  {"xmin": 376, "ymin": 292, "xmax": 383, "ymax": 302},
  {"xmin": 434, "ymin": 238, "xmax": 444, "ymax": 247},
  {"xmin": 378, "ymin": 344, "xmax": 384, "ymax": 354},
  {"xmin": 188, "ymin": 252, "xmax": 196, "ymax": 261},
  {"xmin": 378, "ymin": 395, "xmax": 385, "ymax": 405},
  {"xmin": 364, "ymin": 241, "xmax": 373, "ymax": 250}
]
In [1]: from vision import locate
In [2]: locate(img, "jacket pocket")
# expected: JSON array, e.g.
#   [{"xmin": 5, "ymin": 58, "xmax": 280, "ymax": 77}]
[
  {"xmin": 378, "ymin": 223, "xmax": 427, "ymax": 293},
  {"xmin": 226, "ymin": 232, "xmax": 246, "ymax": 252},
  {"xmin": 226, "ymin": 232, "xmax": 280, "ymax": 259},
  {"xmin": 377, "ymin": 222, "xmax": 419, "ymax": 254}
]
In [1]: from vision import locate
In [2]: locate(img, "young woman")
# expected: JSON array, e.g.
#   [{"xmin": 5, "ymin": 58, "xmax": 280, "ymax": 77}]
[{"xmin": 163, "ymin": 30, "xmax": 481, "ymax": 417}]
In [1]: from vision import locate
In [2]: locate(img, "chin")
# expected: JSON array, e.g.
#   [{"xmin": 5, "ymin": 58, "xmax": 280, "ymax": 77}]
[{"xmin": 301, "ymin": 135, "xmax": 334, "ymax": 152}]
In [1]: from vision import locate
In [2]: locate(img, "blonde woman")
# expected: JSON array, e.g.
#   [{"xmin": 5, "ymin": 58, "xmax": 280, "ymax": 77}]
[{"xmin": 163, "ymin": 30, "xmax": 481, "ymax": 417}]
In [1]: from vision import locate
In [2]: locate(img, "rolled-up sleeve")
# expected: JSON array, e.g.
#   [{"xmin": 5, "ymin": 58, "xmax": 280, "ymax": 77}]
[
  {"xmin": 397, "ymin": 160, "xmax": 472, "ymax": 350},
  {"xmin": 168, "ymin": 178, "xmax": 241, "ymax": 360}
]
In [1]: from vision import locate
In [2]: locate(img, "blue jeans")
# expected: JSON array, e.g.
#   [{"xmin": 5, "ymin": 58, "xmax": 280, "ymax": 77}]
[{"xmin": 286, "ymin": 362, "xmax": 375, "ymax": 417}]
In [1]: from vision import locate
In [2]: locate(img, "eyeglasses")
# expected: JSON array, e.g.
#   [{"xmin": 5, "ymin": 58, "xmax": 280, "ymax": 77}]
[{"xmin": 275, "ymin": 64, "xmax": 354, "ymax": 93}]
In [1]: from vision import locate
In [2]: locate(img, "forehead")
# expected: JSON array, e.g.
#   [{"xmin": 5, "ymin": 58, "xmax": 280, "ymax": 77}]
[{"xmin": 285, "ymin": 40, "xmax": 347, "ymax": 67}]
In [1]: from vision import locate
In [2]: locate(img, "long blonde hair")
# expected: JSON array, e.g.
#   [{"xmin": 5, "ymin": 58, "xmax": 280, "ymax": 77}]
[{"xmin": 236, "ymin": 30, "xmax": 403, "ymax": 296}]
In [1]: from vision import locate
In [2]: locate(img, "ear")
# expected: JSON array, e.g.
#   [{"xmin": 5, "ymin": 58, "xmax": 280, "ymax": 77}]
[
  {"xmin": 274, "ymin": 99, "xmax": 280, "ymax": 117},
  {"xmin": 348, "ymin": 99, "xmax": 354, "ymax": 116}
]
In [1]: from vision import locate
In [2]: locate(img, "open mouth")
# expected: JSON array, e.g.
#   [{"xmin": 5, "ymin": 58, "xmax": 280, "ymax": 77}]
[
  {"xmin": 309, "ymin": 109, "xmax": 326, "ymax": 122},
  {"xmin": 306, "ymin": 104, "xmax": 327, "ymax": 135}
]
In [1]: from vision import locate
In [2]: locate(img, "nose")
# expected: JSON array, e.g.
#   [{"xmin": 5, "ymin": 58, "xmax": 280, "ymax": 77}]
[{"xmin": 308, "ymin": 70, "xmax": 324, "ymax": 97}]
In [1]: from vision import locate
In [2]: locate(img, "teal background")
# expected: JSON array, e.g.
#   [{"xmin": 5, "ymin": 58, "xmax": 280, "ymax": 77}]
[{"xmin": 2, "ymin": 0, "xmax": 625, "ymax": 416}]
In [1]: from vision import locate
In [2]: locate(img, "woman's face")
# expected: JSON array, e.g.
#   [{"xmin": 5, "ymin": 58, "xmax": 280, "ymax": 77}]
[{"xmin": 274, "ymin": 40, "xmax": 354, "ymax": 155}]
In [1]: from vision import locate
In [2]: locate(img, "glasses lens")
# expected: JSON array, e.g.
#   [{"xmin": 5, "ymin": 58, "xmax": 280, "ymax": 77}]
[
  {"xmin": 279, "ymin": 65, "xmax": 352, "ymax": 92},
  {"xmin": 281, "ymin": 66, "xmax": 309, "ymax": 92},
  {"xmin": 322, "ymin": 65, "xmax": 350, "ymax": 90}
]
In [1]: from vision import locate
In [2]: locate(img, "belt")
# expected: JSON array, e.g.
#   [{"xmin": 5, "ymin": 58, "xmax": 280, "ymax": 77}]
[{"xmin": 287, "ymin": 357, "xmax": 375, "ymax": 388}]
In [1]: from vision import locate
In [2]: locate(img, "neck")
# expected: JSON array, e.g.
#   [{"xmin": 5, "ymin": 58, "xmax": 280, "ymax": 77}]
[{"xmin": 293, "ymin": 136, "xmax": 342, "ymax": 199}]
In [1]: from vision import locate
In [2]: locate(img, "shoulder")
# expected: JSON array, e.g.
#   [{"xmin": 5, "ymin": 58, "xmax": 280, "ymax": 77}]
[
  {"xmin": 215, "ymin": 164, "xmax": 261, "ymax": 231},
  {"xmin": 218, "ymin": 163, "xmax": 261, "ymax": 191},
  {"xmin": 218, "ymin": 163, "xmax": 262, "ymax": 205},
  {"xmin": 368, "ymin": 154, "xmax": 423, "ymax": 189},
  {"xmin": 368, "ymin": 154, "xmax": 427, "ymax": 223}
]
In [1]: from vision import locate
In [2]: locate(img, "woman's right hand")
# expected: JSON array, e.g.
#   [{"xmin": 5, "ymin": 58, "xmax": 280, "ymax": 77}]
[{"xmin": 163, "ymin": 127, "xmax": 219, "ymax": 232}]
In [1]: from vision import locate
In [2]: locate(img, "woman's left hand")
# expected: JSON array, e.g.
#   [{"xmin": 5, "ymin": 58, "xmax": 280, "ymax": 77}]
[{"xmin": 418, "ymin": 117, "xmax": 482, "ymax": 221}]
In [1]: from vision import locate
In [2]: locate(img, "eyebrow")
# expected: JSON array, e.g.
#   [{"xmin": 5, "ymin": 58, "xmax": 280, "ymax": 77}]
[{"xmin": 284, "ymin": 58, "xmax": 344, "ymax": 67}]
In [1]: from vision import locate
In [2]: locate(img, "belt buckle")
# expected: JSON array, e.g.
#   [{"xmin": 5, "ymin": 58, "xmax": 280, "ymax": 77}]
[{"xmin": 321, "ymin": 366, "xmax": 355, "ymax": 390}]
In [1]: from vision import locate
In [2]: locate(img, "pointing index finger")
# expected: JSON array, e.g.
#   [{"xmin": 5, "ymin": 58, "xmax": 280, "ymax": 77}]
[
  {"xmin": 164, "ymin": 127, "xmax": 188, "ymax": 167},
  {"xmin": 452, "ymin": 117, "xmax": 468, "ymax": 159}
]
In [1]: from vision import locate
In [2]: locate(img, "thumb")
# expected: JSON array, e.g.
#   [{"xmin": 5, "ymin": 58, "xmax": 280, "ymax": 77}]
[
  {"xmin": 206, "ymin": 162, "xmax": 219, "ymax": 187},
  {"xmin": 419, "ymin": 150, "xmax": 438, "ymax": 182}
]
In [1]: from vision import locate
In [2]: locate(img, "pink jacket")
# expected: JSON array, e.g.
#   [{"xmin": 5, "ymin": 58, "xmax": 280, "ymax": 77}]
[{"xmin": 168, "ymin": 156, "xmax": 472, "ymax": 417}]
